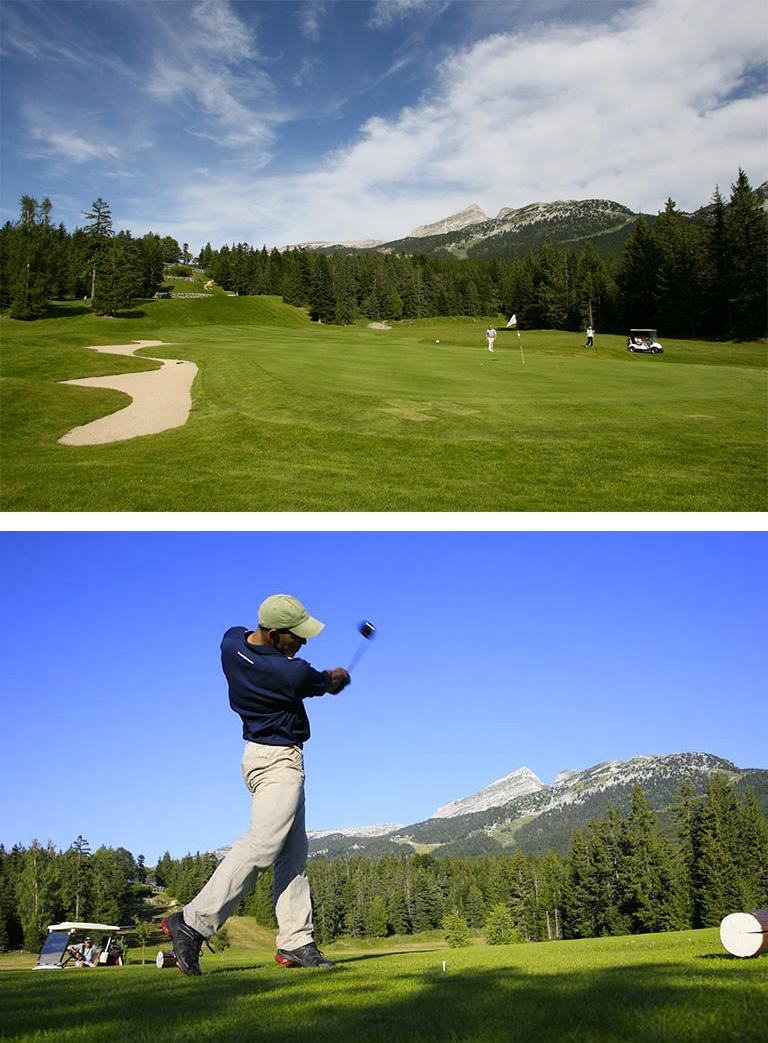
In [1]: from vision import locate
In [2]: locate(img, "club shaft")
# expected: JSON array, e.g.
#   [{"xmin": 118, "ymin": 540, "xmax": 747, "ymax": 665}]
[{"xmin": 348, "ymin": 641, "xmax": 370, "ymax": 671}]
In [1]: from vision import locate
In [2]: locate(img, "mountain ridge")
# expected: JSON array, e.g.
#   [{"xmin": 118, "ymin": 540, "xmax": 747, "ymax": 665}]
[
  {"xmin": 281, "ymin": 182, "xmax": 766, "ymax": 262},
  {"xmin": 307, "ymin": 751, "xmax": 767, "ymax": 860}
]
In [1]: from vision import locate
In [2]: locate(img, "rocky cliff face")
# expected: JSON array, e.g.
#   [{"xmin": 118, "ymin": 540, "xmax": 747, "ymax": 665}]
[
  {"xmin": 407, "ymin": 204, "xmax": 489, "ymax": 238},
  {"xmin": 433, "ymin": 767, "xmax": 546, "ymax": 818}
]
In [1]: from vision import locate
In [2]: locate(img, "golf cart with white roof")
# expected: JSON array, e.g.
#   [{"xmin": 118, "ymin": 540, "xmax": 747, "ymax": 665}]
[
  {"xmin": 627, "ymin": 328, "xmax": 664, "ymax": 354},
  {"xmin": 35, "ymin": 921, "xmax": 126, "ymax": 969}
]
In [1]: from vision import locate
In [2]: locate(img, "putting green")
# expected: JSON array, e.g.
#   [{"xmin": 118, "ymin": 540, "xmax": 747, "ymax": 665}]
[{"xmin": 1, "ymin": 297, "xmax": 765, "ymax": 511}]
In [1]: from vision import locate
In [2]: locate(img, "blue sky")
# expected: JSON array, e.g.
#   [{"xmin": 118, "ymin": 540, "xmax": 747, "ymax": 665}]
[
  {"xmin": 1, "ymin": 0, "xmax": 766, "ymax": 251},
  {"xmin": 1, "ymin": 531, "xmax": 765, "ymax": 861}
]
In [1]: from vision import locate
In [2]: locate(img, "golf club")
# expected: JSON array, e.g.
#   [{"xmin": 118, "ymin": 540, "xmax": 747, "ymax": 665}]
[{"xmin": 348, "ymin": 620, "xmax": 376, "ymax": 671}]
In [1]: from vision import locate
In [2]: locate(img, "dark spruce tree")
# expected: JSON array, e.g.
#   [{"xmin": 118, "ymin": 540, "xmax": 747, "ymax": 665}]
[
  {"xmin": 91, "ymin": 236, "xmax": 138, "ymax": 316},
  {"xmin": 82, "ymin": 197, "xmax": 114, "ymax": 302},
  {"xmin": 724, "ymin": 169, "xmax": 768, "ymax": 338}
]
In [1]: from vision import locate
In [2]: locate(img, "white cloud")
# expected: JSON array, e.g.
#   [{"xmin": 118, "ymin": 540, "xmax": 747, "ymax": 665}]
[
  {"xmin": 293, "ymin": 56, "xmax": 321, "ymax": 88},
  {"xmin": 128, "ymin": 0, "xmax": 768, "ymax": 248},
  {"xmin": 144, "ymin": 0, "xmax": 283, "ymax": 150},
  {"xmin": 369, "ymin": 0, "xmax": 442, "ymax": 29},
  {"xmin": 299, "ymin": 2, "xmax": 328, "ymax": 41},
  {"xmin": 29, "ymin": 125, "xmax": 121, "ymax": 164}
]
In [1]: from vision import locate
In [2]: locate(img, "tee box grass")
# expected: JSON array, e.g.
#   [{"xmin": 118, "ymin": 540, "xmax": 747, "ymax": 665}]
[
  {"xmin": 1, "ymin": 297, "xmax": 765, "ymax": 511},
  {"xmin": 0, "ymin": 925, "xmax": 765, "ymax": 1042}
]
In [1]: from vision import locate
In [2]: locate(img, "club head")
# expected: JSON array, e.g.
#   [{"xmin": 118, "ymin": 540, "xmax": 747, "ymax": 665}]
[{"xmin": 358, "ymin": 620, "xmax": 376, "ymax": 640}]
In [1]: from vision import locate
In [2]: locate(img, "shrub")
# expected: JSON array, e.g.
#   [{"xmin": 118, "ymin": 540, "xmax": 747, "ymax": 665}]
[
  {"xmin": 442, "ymin": 909, "xmax": 470, "ymax": 948},
  {"xmin": 484, "ymin": 903, "xmax": 520, "ymax": 945}
]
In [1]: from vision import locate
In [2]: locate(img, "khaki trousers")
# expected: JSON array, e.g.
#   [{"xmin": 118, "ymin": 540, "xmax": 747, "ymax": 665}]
[{"xmin": 183, "ymin": 742, "xmax": 313, "ymax": 950}]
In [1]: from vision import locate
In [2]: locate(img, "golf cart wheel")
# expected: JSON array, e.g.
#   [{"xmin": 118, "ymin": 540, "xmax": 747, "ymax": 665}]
[{"xmin": 651, "ymin": 347, "xmax": 661, "ymax": 354}]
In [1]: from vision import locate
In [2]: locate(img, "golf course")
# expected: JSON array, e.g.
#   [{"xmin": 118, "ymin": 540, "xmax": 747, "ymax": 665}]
[
  {"xmin": 1, "ymin": 290, "xmax": 766, "ymax": 511},
  {"xmin": 0, "ymin": 921, "xmax": 765, "ymax": 1042}
]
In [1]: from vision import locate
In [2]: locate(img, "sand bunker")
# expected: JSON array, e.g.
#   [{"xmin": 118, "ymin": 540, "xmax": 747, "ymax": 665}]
[{"xmin": 58, "ymin": 341, "xmax": 197, "ymax": 446}]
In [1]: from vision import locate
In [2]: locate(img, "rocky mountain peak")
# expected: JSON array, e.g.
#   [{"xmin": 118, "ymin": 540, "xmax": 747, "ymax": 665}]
[
  {"xmin": 407, "ymin": 204, "xmax": 489, "ymax": 239},
  {"xmin": 432, "ymin": 766, "xmax": 546, "ymax": 819}
]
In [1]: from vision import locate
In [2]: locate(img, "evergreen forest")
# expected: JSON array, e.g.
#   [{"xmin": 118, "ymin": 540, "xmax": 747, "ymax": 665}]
[
  {"xmin": 1, "ymin": 171, "xmax": 766, "ymax": 339},
  {"xmin": 3, "ymin": 776, "xmax": 766, "ymax": 952}
]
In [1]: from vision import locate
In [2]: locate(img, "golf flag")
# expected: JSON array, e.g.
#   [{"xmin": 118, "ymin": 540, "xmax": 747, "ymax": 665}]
[{"xmin": 506, "ymin": 314, "xmax": 517, "ymax": 328}]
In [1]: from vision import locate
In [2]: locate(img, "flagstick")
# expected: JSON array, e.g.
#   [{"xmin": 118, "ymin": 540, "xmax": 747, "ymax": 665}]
[{"xmin": 518, "ymin": 331, "xmax": 524, "ymax": 365}]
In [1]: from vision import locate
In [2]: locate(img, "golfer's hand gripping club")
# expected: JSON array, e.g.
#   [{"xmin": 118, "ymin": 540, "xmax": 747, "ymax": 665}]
[{"xmin": 325, "ymin": 667, "xmax": 351, "ymax": 694}]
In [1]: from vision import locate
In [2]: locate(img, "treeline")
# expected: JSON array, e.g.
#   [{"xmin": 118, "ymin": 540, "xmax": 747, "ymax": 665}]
[
  {"xmin": 199, "ymin": 170, "xmax": 767, "ymax": 338},
  {"xmin": 0, "ymin": 196, "xmax": 186, "ymax": 319},
  {"xmin": 1, "ymin": 171, "xmax": 765, "ymax": 337},
  {"xmin": 2, "ymin": 777, "xmax": 765, "ymax": 952},
  {"xmin": 163, "ymin": 776, "xmax": 767, "ymax": 946},
  {"xmin": 0, "ymin": 836, "xmax": 150, "ymax": 951}
]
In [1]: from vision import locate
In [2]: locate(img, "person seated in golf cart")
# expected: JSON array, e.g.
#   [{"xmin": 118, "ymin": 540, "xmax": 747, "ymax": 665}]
[
  {"xmin": 627, "ymin": 328, "xmax": 664, "ymax": 353},
  {"xmin": 68, "ymin": 936, "xmax": 97, "ymax": 967}
]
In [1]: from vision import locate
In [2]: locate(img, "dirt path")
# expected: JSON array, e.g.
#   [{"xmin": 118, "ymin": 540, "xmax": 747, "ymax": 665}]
[{"xmin": 57, "ymin": 341, "xmax": 197, "ymax": 446}]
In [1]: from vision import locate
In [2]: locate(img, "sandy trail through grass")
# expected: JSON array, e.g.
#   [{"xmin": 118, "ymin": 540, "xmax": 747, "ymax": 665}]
[{"xmin": 57, "ymin": 340, "xmax": 197, "ymax": 446}]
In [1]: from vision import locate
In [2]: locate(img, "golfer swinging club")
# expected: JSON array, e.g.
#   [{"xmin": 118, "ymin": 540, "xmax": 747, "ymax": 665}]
[{"xmin": 162, "ymin": 594, "xmax": 351, "ymax": 975}]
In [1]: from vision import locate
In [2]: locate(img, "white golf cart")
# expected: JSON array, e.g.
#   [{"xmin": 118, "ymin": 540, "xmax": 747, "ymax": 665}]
[
  {"xmin": 35, "ymin": 921, "xmax": 126, "ymax": 969},
  {"xmin": 627, "ymin": 328, "xmax": 664, "ymax": 354}
]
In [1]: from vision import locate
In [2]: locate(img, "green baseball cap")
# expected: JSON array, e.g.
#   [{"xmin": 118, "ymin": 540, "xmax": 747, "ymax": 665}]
[{"xmin": 258, "ymin": 594, "xmax": 324, "ymax": 639}]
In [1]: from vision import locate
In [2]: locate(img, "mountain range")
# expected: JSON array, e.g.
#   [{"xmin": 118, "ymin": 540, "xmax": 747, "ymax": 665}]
[
  {"xmin": 284, "ymin": 183, "xmax": 767, "ymax": 263},
  {"xmin": 307, "ymin": 752, "xmax": 768, "ymax": 861}
]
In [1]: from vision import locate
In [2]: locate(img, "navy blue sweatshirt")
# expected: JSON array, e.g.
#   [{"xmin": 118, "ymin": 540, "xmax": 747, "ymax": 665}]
[{"xmin": 221, "ymin": 626, "xmax": 332, "ymax": 746}]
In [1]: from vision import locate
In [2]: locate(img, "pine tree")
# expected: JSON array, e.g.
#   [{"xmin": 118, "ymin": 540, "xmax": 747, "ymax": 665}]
[
  {"xmin": 154, "ymin": 852, "xmax": 174, "ymax": 890},
  {"xmin": 89, "ymin": 846, "xmax": 133, "ymax": 924},
  {"xmin": 410, "ymin": 866, "xmax": 443, "ymax": 932},
  {"xmin": 618, "ymin": 215, "xmax": 660, "ymax": 326},
  {"xmin": 309, "ymin": 254, "xmax": 334, "ymax": 322},
  {"xmin": 623, "ymin": 785, "xmax": 687, "ymax": 932},
  {"xmin": 81, "ymin": 197, "xmax": 114, "ymax": 300},
  {"xmin": 365, "ymin": 894, "xmax": 389, "ymax": 937},
  {"xmin": 694, "ymin": 775, "xmax": 745, "ymax": 926},
  {"xmin": 60, "ymin": 835, "xmax": 92, "ymax": 921},
  {"xmin": 724, "ymin": 169, "xmax": 768, "ymax": 338},
  {"xmin": 7, "ymin": 196, "xmax": 56, "ymax": 319},
  {"xmin": 91, "ymin": 237, "xmax": 137, "ymax": 316},
  {"xmin": 672, "ymin": 781, "xmax": 700, "ymax": 928},
  {"xmin": 735, "ymin": 789, "xmax": 768, "ymax": 909},
  {"xmin": 653, "ymin": 199, "xmax": 704, "ymax": 336},
  {"xmin": 701, "ymin": 186, "xmax": 730, "ymax": 337},
  {"xmin": 0, "ymin": 847, "xmax": 23, "ymax": 951}
]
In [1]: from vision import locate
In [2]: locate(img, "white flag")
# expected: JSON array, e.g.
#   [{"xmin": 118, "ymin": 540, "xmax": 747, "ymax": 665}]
[{"xmin": 506, "ymin": 314, "xmax": 517, "ymax": 328}]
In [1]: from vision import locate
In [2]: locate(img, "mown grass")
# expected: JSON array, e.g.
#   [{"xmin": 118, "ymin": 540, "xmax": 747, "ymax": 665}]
[
  {"xmin": 1, "ymin": 297, "xmax": 765, "ymax": 511},
  {"xmin": 1, "ymin": 926, "xmax": 765, "ymax": 1042}
]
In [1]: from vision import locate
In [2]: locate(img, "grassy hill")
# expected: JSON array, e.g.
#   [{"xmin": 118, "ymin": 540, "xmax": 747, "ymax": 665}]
[
  {"xmin": 0, "ymin": 925, "xmax": 764, "ymax": 1042},
  {"xmin": 1, "ymin": 296, "xmax": 765, "ymax": 511}
]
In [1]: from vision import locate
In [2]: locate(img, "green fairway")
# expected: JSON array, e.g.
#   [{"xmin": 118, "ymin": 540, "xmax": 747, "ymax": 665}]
[
  {"xmin": 1, "ymin": 926, "xmax": 765, "ymax": 1042},
  {"xmin": 1, "ymin": 297, "xmax": 765, "ymax": 511}
]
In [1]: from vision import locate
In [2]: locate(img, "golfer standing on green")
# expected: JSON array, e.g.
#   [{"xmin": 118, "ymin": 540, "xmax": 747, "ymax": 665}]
[{"xmin": 162, "ymin": 595, "xmax": 351, "ymax": 975}]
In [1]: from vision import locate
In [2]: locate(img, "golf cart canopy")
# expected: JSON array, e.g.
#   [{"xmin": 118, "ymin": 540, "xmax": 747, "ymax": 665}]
[
  {"xmin": 47, "ymin": 922, "xmax": 121, "ymax": 932},
  {"xmin": 630, "ymin": 329, "xmax": 658, "ymax": 339}
]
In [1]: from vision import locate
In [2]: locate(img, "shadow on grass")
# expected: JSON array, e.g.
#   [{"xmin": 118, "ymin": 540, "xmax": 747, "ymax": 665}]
[
  {"xmin": 335, "ymin": 949, "xmax": 441, "ymax": 963},
  {"xmin": 109, "ymin": 309, "xmax": 149, "ymax": 320},
  {"xmin": 38, "ymin": 304, "xmax": 93, "ymax": 320},
  {"xmin": 0, "ymin": 957, "xmax": 763, "ymax": 1043}
]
